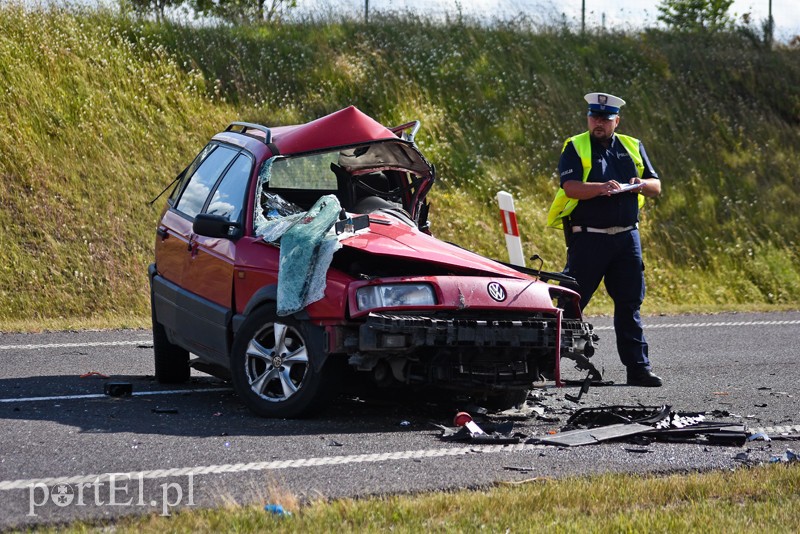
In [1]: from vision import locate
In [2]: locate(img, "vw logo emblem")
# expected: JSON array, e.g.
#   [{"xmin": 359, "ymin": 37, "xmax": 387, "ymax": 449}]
[{"xmin": 487, "ymin": 282, "xmax": 507, "ymax": 302}]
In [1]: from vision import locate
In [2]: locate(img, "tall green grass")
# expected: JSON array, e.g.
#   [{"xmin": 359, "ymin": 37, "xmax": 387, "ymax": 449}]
[
  {"xmin": 0, "ymin": 4, "xmax": 233, "ymax": 323},
  {"xmin": 1, "ymin": 4, "xmax": 799, "ymax": 325}
]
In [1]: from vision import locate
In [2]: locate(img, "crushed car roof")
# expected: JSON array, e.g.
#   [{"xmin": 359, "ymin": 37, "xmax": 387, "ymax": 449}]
[{"xmin": 269, "ymin": 106, "xmax": 399, "ymax": 155}]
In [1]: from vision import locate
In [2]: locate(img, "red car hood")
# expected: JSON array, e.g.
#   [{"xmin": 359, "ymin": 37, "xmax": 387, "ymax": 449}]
[{"xmin": 341, "ymin": 215, "xmax": 528, "ymax": 279}]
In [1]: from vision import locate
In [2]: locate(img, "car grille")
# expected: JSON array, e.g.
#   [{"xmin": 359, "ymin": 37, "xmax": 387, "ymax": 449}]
[
  {"xmin": 350, "ymin": 313, "xmax": 594, "ymax": 389},
  {"xmin": 361, "ymin": 312, "xmax": 593, "ymax": 349}
]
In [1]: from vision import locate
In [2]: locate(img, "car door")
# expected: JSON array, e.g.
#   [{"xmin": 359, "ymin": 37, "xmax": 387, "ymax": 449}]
[
  {"xmin": 184, "ymin": 151, "xmax": 253, "ymax": 308},
  {"xmin": 155, "ymin": 143, "xmax": 218, "ymax": 286},
  {"xmin": 154, "ymin": 143, "xmax": 242, "ymax": 361}
]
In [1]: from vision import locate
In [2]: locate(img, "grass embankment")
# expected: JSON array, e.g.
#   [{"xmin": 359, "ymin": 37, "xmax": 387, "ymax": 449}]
[
  {"xmin": 33, "ymin": 464, "xmax": 800, "ymax": 532},
  {"xmin": 0, "ymin": 5, "xmax": 232, "ymax": 328},
  {"xmin": 1, "ymin": 5, "xmax": 799, "ymax": 329}
]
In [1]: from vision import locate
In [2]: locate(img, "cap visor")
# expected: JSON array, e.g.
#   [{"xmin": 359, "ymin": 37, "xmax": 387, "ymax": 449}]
[{"xmin": 587, "ymin": 111, "xmax": 618, "ymax": 119}]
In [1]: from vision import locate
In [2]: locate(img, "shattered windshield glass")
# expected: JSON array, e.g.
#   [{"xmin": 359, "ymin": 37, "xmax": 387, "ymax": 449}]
[
  {"xmin": 264, "ymin": 141, "xmax": 433, "ymax": 190},
  {"xmin": 253, "ymin": 140, "xmax": 435, "ymax": 235},
  {"xmin": 254, "ymin": 157, "xmax": 306, "ymax": 236},
  {"xmin": 268, "ymin": 152, "xmax": 340, "ymax": 190}
]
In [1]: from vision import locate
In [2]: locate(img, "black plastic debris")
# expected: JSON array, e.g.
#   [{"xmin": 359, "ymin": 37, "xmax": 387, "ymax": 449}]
[
  {"xmin": 151, "ymin": 407, "xmax": 178, "ymax": 414},
  {"xmin": 648, "ymin": 424, "xmax": 749, "ymax": 446},
  {"xmin": 532, "ymin": 423, "xmax": 653, "ymax": 446},
  {"xmin": 564, "ymin": 373, "xmax": 594, "ymax": 403},
  {"xmin": 562, "ymin": 379, "xmax": 614, "ymax": 387},
  {"xmin": 530, "ymin": 405, "xmax": 752, "ymax": 447},
  {"xmin": 104, "ymin": 382, "xmax": 132, "ymax": 397},
  {"xmin": 708, "ymin": 409, "xmax": 731, "ymax": 417},
  {"xmin": 561, "ymin": 350, "xmax": 603, "ymax": 383},
  {"xmin": 565, "ymin": 405, "xmax": 672, "ymax": 430}
]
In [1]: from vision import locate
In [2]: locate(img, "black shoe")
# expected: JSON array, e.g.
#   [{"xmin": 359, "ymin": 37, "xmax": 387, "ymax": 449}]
[{"xmin": 627, "ymin": 368, "xmax": 663, "ymax": 387}]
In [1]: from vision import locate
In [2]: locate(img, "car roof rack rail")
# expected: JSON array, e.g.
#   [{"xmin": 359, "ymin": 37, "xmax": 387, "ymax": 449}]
[
  {"xmin": 389, "ymin": 120, "xmax": 420, "ymax": 142},
  {"xmin": 225, "ymin": 122, "xmax": 272, "ymax": 144}
]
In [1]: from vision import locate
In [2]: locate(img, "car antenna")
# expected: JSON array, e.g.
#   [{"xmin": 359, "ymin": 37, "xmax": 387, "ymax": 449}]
[{"xmin": 148, "ymin": 167, "xmax": 187, "ymax": 206}]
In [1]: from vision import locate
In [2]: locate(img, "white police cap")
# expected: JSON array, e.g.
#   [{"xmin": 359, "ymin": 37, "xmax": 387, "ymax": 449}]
[{"xmin": 584, "ymin": 92, "xmax": 626, "ymax": 118}]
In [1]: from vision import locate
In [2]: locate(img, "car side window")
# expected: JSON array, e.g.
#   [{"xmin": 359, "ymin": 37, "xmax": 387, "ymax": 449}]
[
  {"xmin": 205, "ymin": 153, "xmax": 252, "ymax": 223},
  {"xmin": 175, "ymin": 145, "xmax": 238, "ymax": 219},
  {"xmin": 169, "ymin": 143, "xmax": 215, "ymax": 205}
]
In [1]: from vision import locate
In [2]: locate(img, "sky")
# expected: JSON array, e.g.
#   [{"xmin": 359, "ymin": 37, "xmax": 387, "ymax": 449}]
[
  {"xmin": 551, "ymin": 0, "xmax": 798, "ymax": 39},
  {"xmin": 306, "ymin": 0, "xmax": 800, "ymax": 41}
]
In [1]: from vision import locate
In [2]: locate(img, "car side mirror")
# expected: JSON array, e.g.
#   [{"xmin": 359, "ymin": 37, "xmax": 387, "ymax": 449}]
[{"xmin": 193, "ymin": 213, "xmax": 242, "ymax": 239}]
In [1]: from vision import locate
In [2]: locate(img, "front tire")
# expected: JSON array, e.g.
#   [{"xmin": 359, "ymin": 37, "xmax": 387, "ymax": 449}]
[{"xmin": 230, "ymin": 304, "xmax": 337, "ymax": 418}]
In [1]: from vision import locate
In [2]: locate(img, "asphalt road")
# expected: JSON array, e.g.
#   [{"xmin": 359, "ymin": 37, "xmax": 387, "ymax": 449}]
[{"xmin": 1, "ymin": 311, "xmax": 799, "ymax": 528}]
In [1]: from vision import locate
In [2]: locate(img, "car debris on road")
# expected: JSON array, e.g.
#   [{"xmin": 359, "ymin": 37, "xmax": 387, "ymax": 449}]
[
  {"xmin": 434, "ymin": 397, "xmax": 800, "ymax": 454},
  {"xmin": 769, "ymin": 449, "xmax": 798, "ymax": 463},
  {"xmin": 104, "ymin": 382, "xmax": 132, "ymax": 397}
]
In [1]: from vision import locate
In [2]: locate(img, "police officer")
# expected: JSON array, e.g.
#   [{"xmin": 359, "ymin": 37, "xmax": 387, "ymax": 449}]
[{"xmin": 547, "ymin": 92, "xmax": 663, "ymax": 387}]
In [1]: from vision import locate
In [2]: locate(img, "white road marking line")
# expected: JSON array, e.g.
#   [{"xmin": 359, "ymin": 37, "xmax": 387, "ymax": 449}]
[
  {"xmin": 0, "ymin": 340, "xmax": 152, "ymax": 350},
  {"xmin": 2, "ymin": 423, "xmax": 798, "ymax": 492},
  {"xmin": 0, "ymin": 443, "xmax": 544, "ymax": 491},
  {"xmin": 0, "ymin": 387, "xmax": 232, "ymax": 403}
]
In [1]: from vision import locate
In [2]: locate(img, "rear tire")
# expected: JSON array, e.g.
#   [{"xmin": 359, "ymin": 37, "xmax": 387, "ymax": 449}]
[
  {"xmin": 230, "ymin": 304, "xmax": 339, "ymax": 418},
  {"xmin": 151, "ymin": 294, "xmax": 190, "ymax": 384}
]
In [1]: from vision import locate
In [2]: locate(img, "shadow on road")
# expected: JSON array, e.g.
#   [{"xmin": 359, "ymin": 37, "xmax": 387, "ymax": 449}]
[{"xmin": 0, "ymin": 374, "xmax": 479, "ymax": 438}]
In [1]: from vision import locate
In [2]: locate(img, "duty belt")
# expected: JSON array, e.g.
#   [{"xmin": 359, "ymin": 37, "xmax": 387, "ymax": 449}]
[{"xmin": 572, "ymin": 224, "xmax": 636, "ymax": 235}]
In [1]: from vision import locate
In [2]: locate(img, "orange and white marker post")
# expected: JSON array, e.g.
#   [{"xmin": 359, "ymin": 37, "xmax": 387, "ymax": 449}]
[{"xmin": 496, "ymin": 191, "xmax": 525, "ymax": 267}]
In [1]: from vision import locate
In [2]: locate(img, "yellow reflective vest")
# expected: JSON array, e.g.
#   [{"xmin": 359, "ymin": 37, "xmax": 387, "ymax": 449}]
[{"xmin": 546, "ymin": 131, "xmax": 645, "ymax": 229}]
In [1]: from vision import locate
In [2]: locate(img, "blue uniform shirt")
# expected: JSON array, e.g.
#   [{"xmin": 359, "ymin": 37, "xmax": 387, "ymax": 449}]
[{"xmin": 558, "ymin": 133, "xmax": 658, "ymax": 228}]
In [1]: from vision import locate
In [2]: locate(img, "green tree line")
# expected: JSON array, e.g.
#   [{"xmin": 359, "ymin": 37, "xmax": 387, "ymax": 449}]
[
  {"xmin": 126, "ymin": 0, "xmax": 778, "ymax": 46},
  {"xmin": 126, "ymin": 0, "xmax": 296, "ymax": 23}
]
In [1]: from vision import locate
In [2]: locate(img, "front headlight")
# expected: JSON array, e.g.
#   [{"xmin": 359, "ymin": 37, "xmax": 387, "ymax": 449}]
[{"xmin": 356, "ymin": 284, "xmax": 436, "ymax": 311}]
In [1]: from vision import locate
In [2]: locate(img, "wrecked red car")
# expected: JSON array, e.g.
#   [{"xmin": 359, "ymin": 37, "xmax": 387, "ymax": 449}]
[{"xmin": 149, "ymin": 106, "xmax": 596, "ymax": 418}]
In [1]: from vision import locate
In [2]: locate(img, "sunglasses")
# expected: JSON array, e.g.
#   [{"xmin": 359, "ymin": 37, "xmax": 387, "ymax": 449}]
[{"xmin": 587, "ymin": 111, "xmax": 618, "ymax": 121}]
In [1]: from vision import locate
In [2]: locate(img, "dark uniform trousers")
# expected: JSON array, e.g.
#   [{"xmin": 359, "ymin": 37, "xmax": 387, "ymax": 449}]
[{"xmin": 566, "ymin": 228, "xmax": 651, "ymax": 370}]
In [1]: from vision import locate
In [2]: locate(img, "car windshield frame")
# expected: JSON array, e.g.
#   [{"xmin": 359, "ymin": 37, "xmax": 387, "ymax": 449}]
[
  {"xmin": 255, "ymin": 138, "xmax": 435, "ymax": 224},
  {"xmin": 264, "ymin": 139, "xmax": 434, "ymax": 188}
]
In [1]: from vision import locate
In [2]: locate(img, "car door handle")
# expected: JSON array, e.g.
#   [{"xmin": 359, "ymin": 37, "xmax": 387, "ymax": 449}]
[{"xmin": 156, "ymin": 228, "xmax": 168, "ymax": 239}]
